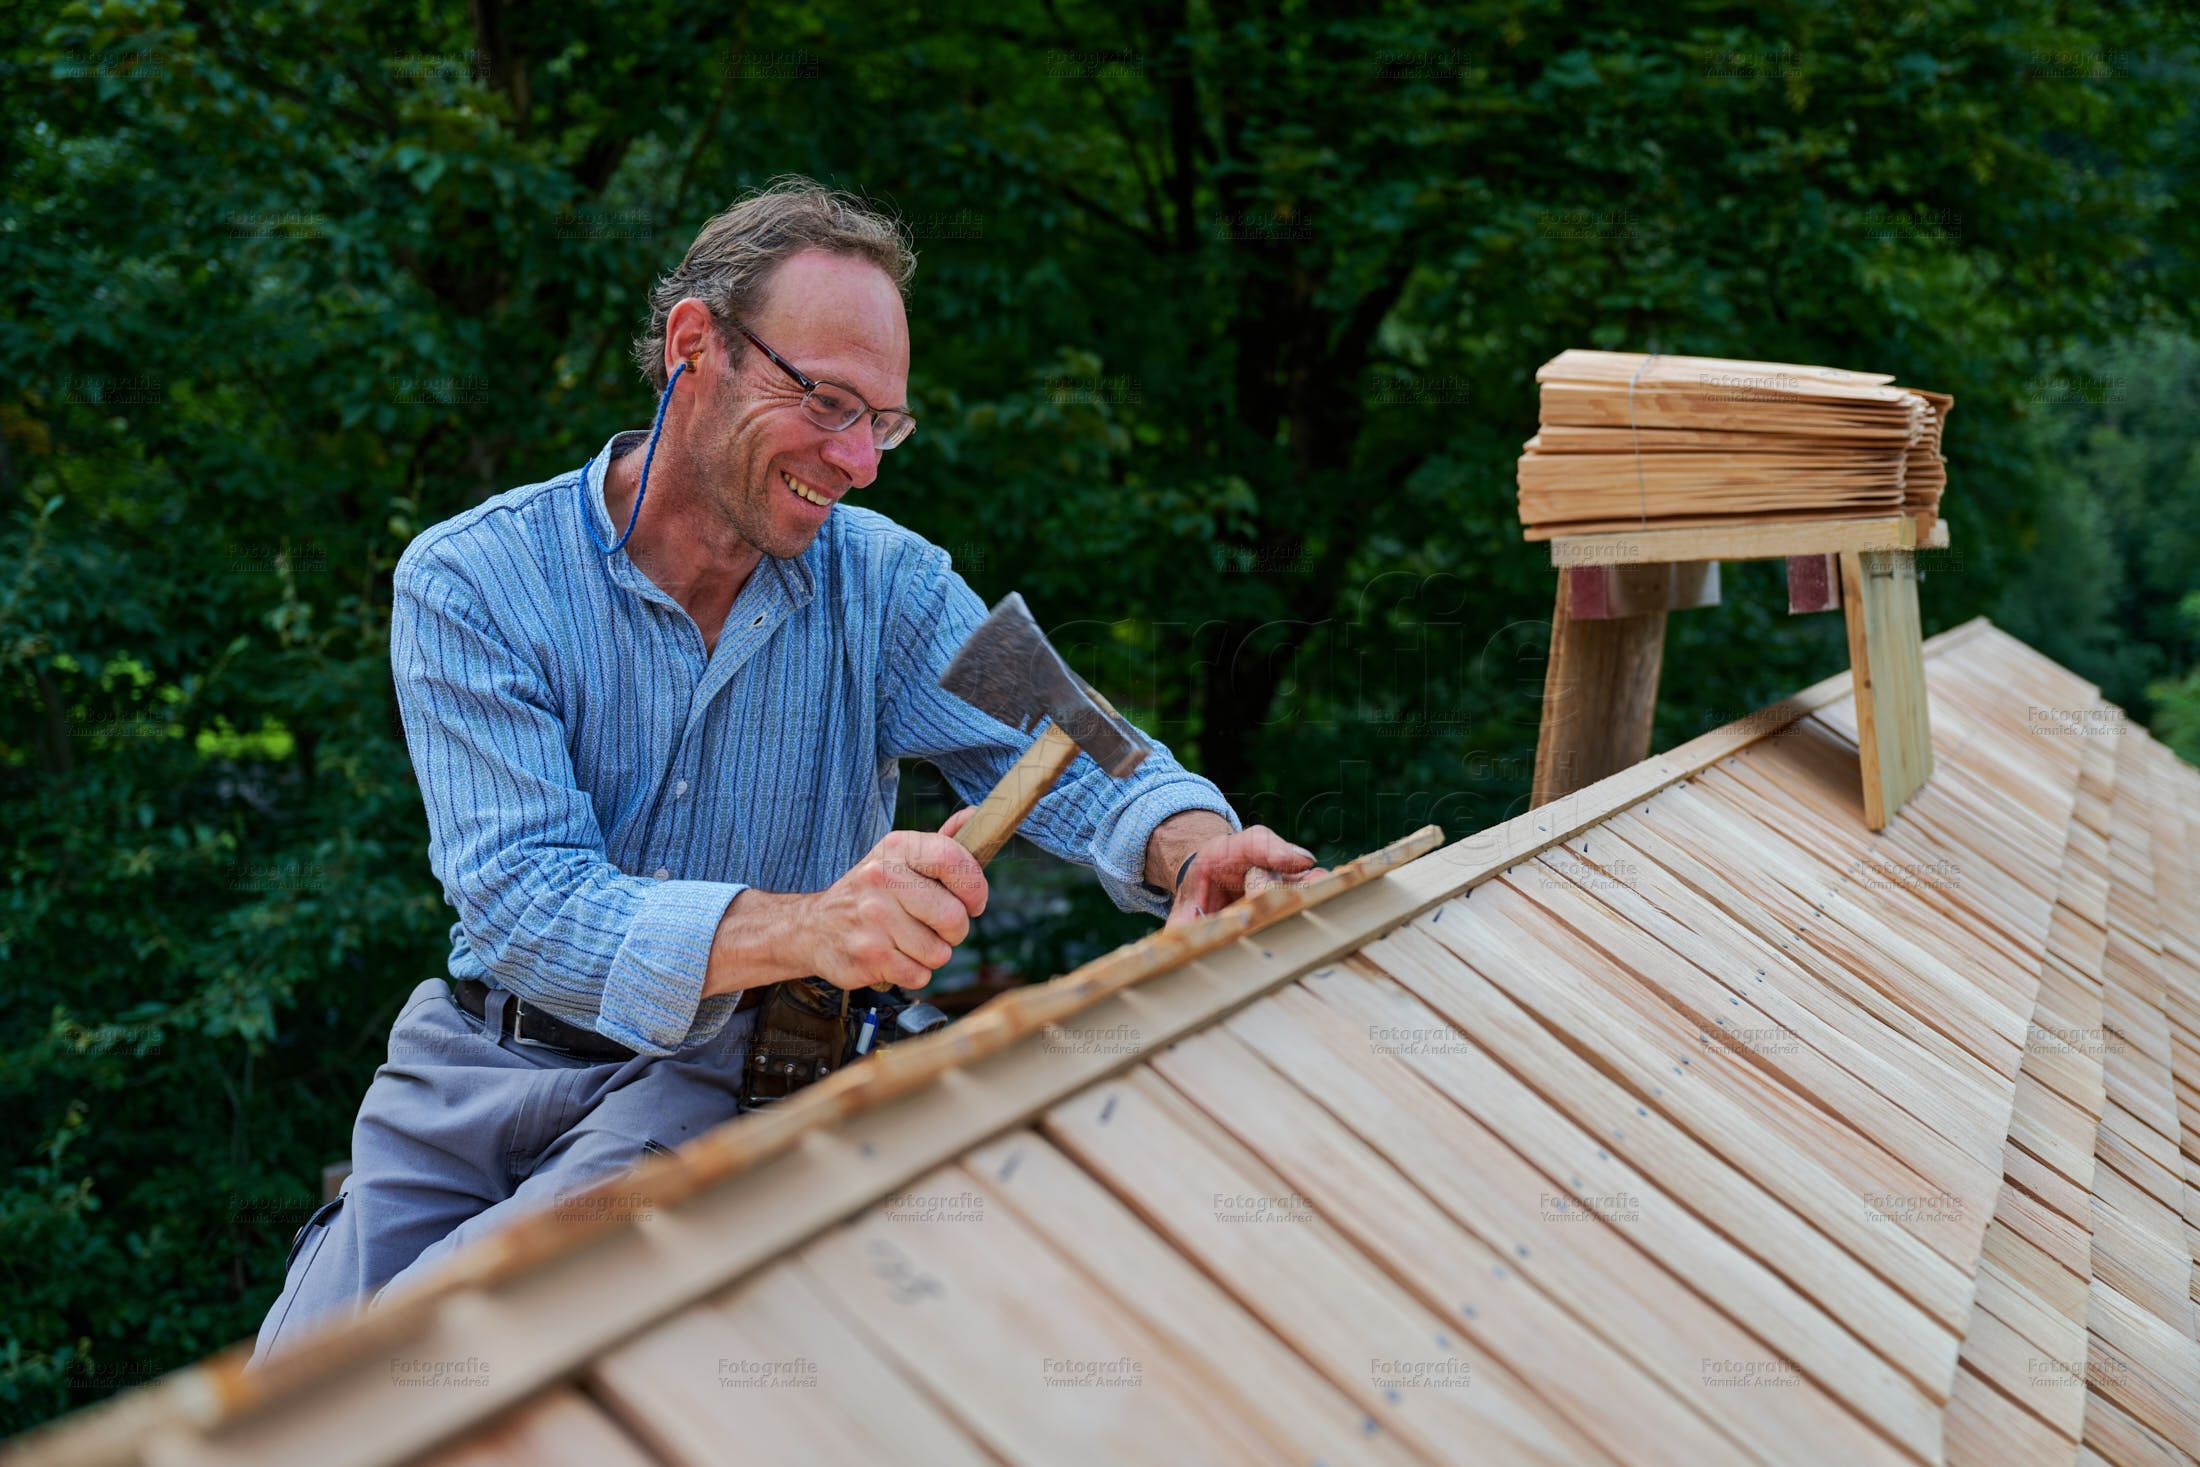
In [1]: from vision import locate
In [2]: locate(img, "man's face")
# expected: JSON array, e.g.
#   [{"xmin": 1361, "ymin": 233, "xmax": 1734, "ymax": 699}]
[{"xmin": 680, "ymin": 248, "xmax": 910, "ymax": 561}]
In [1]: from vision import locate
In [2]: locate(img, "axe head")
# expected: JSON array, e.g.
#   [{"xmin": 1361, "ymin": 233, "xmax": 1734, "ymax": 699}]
[{"xmin": 939, "ymin": 592, "xmax": 1152, "ymax": 778}]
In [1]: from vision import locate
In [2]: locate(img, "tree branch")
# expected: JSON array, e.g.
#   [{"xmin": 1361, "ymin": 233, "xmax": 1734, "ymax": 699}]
[
  {"xmin": 1155, "ymin": 0, "xmax": 1203, "ymax": 251},
  {"xmin": 671, "ymin": 3, "xmax": 751, "ymax": 223},
  {"xmin": 967, "ymin": 134, "xmax": 1168, "ymax": 250},
  {"xmin": 1040, "ymin": 0, "xmax": 1168, "ymax": 242},
  {"xmin": 468, "ymin": 0, "xmax": 531, "ymax": 134}
]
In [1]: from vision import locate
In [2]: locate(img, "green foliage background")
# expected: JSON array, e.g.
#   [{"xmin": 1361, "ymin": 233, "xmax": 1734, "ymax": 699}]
[{"xmin": 4, "ymin": 0, "xmax": 2195, "ymax": 1432}]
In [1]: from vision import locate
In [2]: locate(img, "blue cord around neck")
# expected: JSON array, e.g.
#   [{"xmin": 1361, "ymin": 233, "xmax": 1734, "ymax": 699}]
[{"xmin": 583, "ymin": 359, "xmax": 687, "ymax": 556}]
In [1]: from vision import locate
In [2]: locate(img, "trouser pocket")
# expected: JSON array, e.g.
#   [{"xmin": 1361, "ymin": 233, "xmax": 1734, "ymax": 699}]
[
  {"xmin": 252, "ymin": 1191, "xmax": 350, "ymax": 1371},
  {"xmin": 286, "ymin": 1193, "xmax": 345, "ymax": 1273}
]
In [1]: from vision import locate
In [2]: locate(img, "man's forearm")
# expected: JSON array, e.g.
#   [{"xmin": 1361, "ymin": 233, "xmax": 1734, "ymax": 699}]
[
  {"xmin": 700, "ymin": 889, "xmax": 809, "ymax": 999},
  {"xmin": 1143, "ymin": 809, "xmax": 1234, "ymax": 892}
]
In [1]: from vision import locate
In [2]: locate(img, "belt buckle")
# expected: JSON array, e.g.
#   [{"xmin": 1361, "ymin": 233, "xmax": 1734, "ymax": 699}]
[{"xmin": 506, "ymin": 995, "xmax": 567, "ymax": 1053}]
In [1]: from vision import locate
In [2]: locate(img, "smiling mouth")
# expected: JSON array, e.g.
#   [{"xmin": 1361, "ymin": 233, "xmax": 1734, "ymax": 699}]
[{"xmin": 781, "ymin": 470, "xmax": 836, "ymax": 508}]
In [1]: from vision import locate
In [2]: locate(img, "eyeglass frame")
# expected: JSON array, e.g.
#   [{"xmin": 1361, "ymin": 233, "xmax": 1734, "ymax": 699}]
[{"xmin": 730, "ymin": 323, "xmax": 916, "ymax": 451}]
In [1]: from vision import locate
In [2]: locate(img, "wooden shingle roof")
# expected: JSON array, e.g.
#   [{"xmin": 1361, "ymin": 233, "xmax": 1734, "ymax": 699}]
[{"xmin": 17, "ymin": 617, "xmax": 2200, "ymax": 1467}]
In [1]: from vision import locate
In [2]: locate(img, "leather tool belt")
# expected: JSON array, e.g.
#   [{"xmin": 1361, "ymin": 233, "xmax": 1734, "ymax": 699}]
[{"xmin": 739, "ymin": 978, "xmax": 950, "ymax": 1108}]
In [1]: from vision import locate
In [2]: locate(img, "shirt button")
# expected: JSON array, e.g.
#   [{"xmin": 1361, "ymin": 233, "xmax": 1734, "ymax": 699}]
[
  {"xmin": 751, "ymin": 613, "xmax": 765, "ymax": 627},
  {"xmin": 673, "ymin": 778, "xmax": 690, "ymax": 798},
  {"xmin": 652, "ymin": 867, "xmax": 671, "ymax": 881}
]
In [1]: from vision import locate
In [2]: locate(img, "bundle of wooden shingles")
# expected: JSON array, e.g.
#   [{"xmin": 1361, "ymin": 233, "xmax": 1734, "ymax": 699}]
[{"xmin": 1516, "ymin": 349, "xmax": 1951, "ymax": 540}]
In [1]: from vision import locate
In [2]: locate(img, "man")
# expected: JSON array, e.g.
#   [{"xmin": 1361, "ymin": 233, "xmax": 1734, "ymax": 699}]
[{"xmin": 251, "ymin": 178, "xmax": 1318, "ymax": 1365}]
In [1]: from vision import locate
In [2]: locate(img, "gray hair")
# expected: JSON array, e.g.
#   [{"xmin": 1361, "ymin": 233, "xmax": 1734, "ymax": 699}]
[{"xmin": 630, "ymin": 175, "xmax": 916, "ymax": 391}]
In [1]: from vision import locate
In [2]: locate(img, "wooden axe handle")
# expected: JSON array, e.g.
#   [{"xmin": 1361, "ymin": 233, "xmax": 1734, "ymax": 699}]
[{"xmin": 953, "ymin": 722, "xmax": 1081, "ymax": 867}]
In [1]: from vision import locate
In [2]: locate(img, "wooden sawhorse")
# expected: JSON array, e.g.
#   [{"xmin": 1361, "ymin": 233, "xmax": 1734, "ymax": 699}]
[{"xmin": 1530, "ymin": 515, "xmax": 1948, "ymax": 830}]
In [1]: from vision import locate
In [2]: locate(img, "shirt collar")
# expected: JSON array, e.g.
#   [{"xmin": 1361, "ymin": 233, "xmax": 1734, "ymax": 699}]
[
  {"xmin": 771, "ymin": 528, "xmax": 816, "ymax": 606},
  {"xmin": 578, "ymin": 431, "xmax": 665, "ymax": 606},
  {"xmin": 581, "ymin": 429, "xmax": 645, "ymax": 548}
]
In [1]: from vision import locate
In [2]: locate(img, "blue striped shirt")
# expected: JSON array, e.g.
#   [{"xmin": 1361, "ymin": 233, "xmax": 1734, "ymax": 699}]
[{"xmin": 390, "ymin": 429, "xmax": 1240, "ymax": 1055}]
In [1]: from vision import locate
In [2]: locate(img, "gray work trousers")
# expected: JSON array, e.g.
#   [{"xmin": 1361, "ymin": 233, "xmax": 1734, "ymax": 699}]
[{"xmin": 250, "ymin": 976, "xmax": 757, "ymax": 1368}]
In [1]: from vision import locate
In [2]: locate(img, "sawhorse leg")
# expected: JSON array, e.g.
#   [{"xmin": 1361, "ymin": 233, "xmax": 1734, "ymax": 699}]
[
  {"xmin": 1531, "ymin": 562, "xmax": 1718, "ymax": 807},
  {"xmin": 1840, "ymin": 549, "xmax": 1933, "ymax": 829}
]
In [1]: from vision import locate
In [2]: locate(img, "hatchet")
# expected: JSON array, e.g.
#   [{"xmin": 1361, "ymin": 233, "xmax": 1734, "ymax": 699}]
[
  {"xmin": 841, "ymin": 592, "xmax": 1152, "ymax": 1022},
  {"xmin": 935, "ymin": 590, "xmax": 1153, "ymax": 863},
  {"xmin": 937, "ymin": 592, "xmax": 1297, "ymax": 910}
]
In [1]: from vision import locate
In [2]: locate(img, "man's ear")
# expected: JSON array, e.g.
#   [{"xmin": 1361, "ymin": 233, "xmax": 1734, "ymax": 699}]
[{"xmin": 662, "ymin": 297, "xmax": 716, "ymax": 379}]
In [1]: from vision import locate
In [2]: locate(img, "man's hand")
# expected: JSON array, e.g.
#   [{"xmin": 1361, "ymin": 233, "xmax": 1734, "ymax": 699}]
[
  {"xmin": 1164, "ymin": 824, "xmax": 1329, "ymax": 929},
  {"xmin": 795, "ymin": 807, "xmax": 986, "ymax": 989},
  {"xmin": 707, "ymin": 809, "xmax": 987, "ymax": 998}
]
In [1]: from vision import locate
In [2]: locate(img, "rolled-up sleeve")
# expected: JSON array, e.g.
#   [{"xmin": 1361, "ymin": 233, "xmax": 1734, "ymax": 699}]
[
  {"xmin": 878, "ymin": 546, "xmax": 1241, "ymax": 916},
  {"xmin": 390, "ymin": 555, "xmax": 743, "ymax": 1054}
]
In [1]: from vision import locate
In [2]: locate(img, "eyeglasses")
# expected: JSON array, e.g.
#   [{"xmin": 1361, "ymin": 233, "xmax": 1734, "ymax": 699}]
[{"xmin": 734, "ymin": 324, "xmax": 916, "ymax": 451}]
